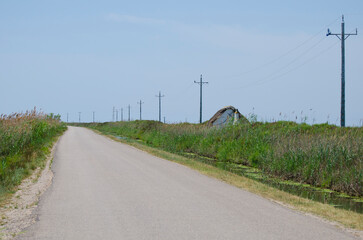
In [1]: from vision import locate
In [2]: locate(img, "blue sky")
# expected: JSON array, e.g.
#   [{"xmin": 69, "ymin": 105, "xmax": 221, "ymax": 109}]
[{"xmin": 1, "ymin": 1, "xmax": 362, "ymax": 125}]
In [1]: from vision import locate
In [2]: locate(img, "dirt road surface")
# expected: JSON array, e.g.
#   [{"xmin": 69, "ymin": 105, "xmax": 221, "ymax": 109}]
[{"xmin": 17, "ymin": 127, "xmax": 357, "ymax": 239}]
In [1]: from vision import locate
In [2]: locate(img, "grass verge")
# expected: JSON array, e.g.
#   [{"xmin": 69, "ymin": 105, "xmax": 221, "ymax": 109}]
[
  {"xmin": 0, "ymin": 110, "xmax": 66, "ymax": 205},
  {"xmin": 75, "ymin": 121, "xmax": 362, "ymax": 197},
  {"xmin": 95, "ymin": 129, "xmax": 363, "ymax": 231}
]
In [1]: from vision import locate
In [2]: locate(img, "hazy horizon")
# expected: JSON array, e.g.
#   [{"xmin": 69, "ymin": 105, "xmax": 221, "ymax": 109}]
[{"xmin": 1, "ymin": 1, "xmax": 362, "ymax": 126}]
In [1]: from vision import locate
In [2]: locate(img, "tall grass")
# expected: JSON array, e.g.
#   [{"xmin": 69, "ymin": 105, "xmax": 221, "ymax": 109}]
[
  {"xmin": 80, "ymin": 120, "xmax": 362, "ymax": 197},
  {"xmin": 0, "ymin": 109, "xmax": 66, "ymax": 193}
]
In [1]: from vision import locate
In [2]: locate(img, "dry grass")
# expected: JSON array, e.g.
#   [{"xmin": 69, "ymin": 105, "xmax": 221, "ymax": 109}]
[
  {"xmin": 0, "ymin": 108, "xmax": 66, "ymax": 198},
  {"xmin": 80, "ymin": 121, "xmax": 363, "ymax": 196}
]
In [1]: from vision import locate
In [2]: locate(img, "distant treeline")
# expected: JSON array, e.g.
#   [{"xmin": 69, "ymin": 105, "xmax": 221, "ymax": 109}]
[{"xmin": 78, "ymin": 121, "xmax": 362, "ymax": 196}]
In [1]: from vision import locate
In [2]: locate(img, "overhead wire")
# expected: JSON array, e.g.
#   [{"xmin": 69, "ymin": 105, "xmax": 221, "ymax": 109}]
[
  {"xmin": 236, "ymin": 36, "xmax": 327, "ymax": 88},
  {"xmin": 229, "ymin": 18, "xmax": 344, "ymax": 89},
  {"xmin": 219, "ymin": 17, "xmax": 340, "ymax": 80},
  {"xmin": 237, "ymin": 39, "xmax": 341, "ymax": 89}
]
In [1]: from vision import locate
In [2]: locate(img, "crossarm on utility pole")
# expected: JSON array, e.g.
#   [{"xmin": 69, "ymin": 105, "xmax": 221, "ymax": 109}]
[
  {"xmin": 155, "ymin": 91, "xmax": 165, "ymax": 122},
  {"xmin": 137, "ymin": 100, "xmax": 144, "ymax": 120},
  {"xmin": 194, "ymin": 74, "xmax": 208, "ymax": 124},
  {"xmin": 326, "ymin": 15, "xmax": 358, "ymax": 127}
]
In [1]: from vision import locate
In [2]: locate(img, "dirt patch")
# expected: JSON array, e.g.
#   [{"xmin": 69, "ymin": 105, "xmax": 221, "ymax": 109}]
[{"xmin": 0, "ymin": 140, "xmax": 58, "ymax": 240}]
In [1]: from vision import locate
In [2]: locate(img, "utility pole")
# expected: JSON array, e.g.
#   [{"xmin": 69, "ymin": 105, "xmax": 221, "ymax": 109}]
[
  {"xmin": 128, "ymin": 105, "xmax": 131, "ymax": 121},
  {"xmin": 163, "ymin": 116, "xmax": 166, "ymax": 124},
  {"xmin": 67, "ymin": 113, "xmax": 69, "ymax": 123},
  {"xmin": 155, "ymin": 91, "xmax": 165, "ymax": 122},
  {"xmin": 327, "ymin": 15, "xmax": 357, "ymax": 127},
  {"xmin": 112, "ymin": 106, "xmax": 115, "ymax": 122},
  {"xmin": 93, "ymin": 111, "xmax": 95, "ymax": 123},
  {"xmin": 194, "ymin": 74, "xmax": 208, "ymax": 123},
  {"xmin": 116, "ymin": 110, "xmax": 118, "ymax": 122},
  {"xmin": 78, "ymin": 112, "xmax": 81, "ymax": 123},
  {"xmin": 137, "ymin": 100, "xmax": 144, "ymax": 120},
  {"xmin": 121, "ymin": 108, "xmax": 123, "ymax": 121}
]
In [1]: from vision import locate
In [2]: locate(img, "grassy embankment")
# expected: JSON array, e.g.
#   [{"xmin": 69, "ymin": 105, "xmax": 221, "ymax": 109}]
[
  {"xmin": 0, "ymin": 110, "xmax": 67, "ymax": 201},
  {"xmin": 80, "ymin": 120, "xmax": 362, "ymax": 197}
]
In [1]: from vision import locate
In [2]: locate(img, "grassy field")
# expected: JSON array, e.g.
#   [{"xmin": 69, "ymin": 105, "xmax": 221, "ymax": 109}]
[
  {"xmin": 77, "ymin": 120, "xmax": 362, "ymax": 197},
  {"xmin": 0, "ymin": 109, "xmax": 66, "ymax": 198}
]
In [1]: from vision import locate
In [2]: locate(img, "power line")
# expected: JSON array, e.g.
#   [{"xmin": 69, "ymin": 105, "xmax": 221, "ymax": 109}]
[
  {"xmin": 238, "ymin": 40, "xmax": 340, "ymax": 89},
  {"xmin": 219, "ymin": 17, "xmax": 340, "ymax": 80},
  {"xmin": 137, "ymin": 100, "xmax": 144, "ymax": 120},
  {"xmin": 327, "ymin": 15, "xmax": 358, "ymax": 127},
  {"xmin": 174, "ymin": 82, "xmax": 194, "ymax": 99},
  {"xmin": 194, "ymin": 74, "xmax": 208, "ymax": 124},
  {"xmin": 235, "ymin": 36, "xmax": 327, "ymax": 89},
  {"xmin": 155, "ymin": 91, "xmax": 165, "ymax": 122}
]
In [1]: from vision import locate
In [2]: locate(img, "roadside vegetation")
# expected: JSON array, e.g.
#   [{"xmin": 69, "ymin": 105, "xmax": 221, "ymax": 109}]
[
  {"xmin": 0, "ymin": 109, "xmax": 66, "ymax": 199},
  {"xmin": 78, "ymin": 120, "xmax": 362, "ymax": 197}
]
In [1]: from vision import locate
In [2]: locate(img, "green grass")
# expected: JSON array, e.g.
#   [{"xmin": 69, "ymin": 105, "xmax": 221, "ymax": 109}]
[
  {"xmin": 0, "ymin": 110, "xmax": 67, "ymax": 198},
  {"xmin": 75, "ymin": 120, "xmax": 362, "ymax": 197}
]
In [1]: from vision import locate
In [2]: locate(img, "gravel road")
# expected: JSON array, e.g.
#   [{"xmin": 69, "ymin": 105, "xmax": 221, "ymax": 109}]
[{"xmin": 17, "ymin": 126, "xmax": 356, "ymax": 239}]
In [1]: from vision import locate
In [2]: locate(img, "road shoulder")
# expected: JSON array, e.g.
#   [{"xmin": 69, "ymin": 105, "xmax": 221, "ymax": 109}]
[{"xmin": 0, "ymin": 136, "xmax": 61, "ymax": 240}]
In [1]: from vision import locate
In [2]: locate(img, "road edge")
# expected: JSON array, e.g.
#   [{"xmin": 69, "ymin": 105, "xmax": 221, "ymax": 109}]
[
  {"xmin": 90, "ymin": 128, "xmax": 363, "ymax": 239},
  {"xmin": 0, "ymin": 132, "xmax": 64, "ymax": 240}
]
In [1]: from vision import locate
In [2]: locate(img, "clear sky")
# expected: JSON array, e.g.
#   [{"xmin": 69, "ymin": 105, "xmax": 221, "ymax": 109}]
[{"xmin": 1, "ymin": 1, "xmax": 362, "ymax": 125}]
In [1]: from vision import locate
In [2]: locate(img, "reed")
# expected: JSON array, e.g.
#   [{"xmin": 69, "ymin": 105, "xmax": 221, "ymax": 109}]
[
  {"xmin": 78, "ymin": 120, "xmax": 362, "ymax": 196},
  {"xmin": 0, "ymin": 109, "xmax": 66, "ymax": 193}
]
